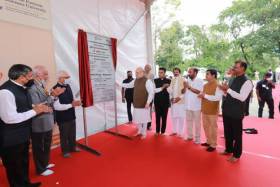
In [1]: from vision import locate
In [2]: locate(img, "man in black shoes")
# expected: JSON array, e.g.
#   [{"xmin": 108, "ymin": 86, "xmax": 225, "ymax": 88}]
[
  {"xmin": 198, "ymin": 69, "xmax": 223, "ymax": 152},
  {"xmin": 154, "ymin": 68, "xmax": 171, "ymax": 135},
  {"xmin": 122, "ymin": 71, "xmax": 134, "ymax": 124},
  {"xmin": 256, "ymin": 72, "xmax": 275, "ymax": 119},
  {"xmin": 0, "ymin": 64, "xmax": 50, "ymax": 187},
  {"xmin": 53, "ymin": 71, "xmax": 81, "ymax": 158},
  {"xmin": 219, "ymin": 60, "xmax": 253, "ymax": 163}
]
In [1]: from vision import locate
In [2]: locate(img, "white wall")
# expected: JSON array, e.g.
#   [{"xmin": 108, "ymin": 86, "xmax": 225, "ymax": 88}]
[{"xmin": 0, "ymin": 21, "xmax": 56, "ymax": 87}]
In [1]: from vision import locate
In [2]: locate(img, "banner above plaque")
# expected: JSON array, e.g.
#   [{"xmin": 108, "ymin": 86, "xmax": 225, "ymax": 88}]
[{"xmin": 0, "ymin": 0, "xmax": 52, "ymax": 30}]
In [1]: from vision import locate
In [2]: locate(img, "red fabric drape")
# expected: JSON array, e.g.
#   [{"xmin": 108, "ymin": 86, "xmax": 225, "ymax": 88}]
[
  {"xmin": 111, "ymin": 38, "xmax": 117, "ymax": 70},
  {"xmin": 78, "ymin": 29, "xmax": 94, "ymax": 107}
]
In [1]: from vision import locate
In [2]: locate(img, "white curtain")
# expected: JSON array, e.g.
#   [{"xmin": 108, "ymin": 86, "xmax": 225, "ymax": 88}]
[{"xmin": 50, "ymin": 0, "xmax": 148, "ymax": 139}]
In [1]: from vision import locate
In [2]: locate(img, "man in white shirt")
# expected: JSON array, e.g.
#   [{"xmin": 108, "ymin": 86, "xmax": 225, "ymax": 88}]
[
  {"xmin": 122, "ymin": 67, "xmax": 154, "ymax": 139},
  {"xmin": 183, "ymin": 68, "xmax": 204, "ymax": 144},
  {"xmin": 144, "ymin": 64, "xmax": 154, "ymax": 130},
  {"xmin": 53, "ymin": 71, "xmax": 81, "ymax": 158},
  {"xmin": 0, "ymin": 64, "xmax": 50, "ymax": 187},
  {"xmin": 219, "ymin": 60, "xmax": 253, "ymax": 163},
  {"xmin": 198, "ymin": 69, "xmax": 224, "ymax": 152}
]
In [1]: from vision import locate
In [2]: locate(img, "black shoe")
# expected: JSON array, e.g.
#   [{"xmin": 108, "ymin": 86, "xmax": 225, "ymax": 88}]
[
  {"xmin": 201, "ymin": 143, "xmax": 210, "ymax": 147},
  {"xmin": 28, "ymin": 182, "xmax": 42, "ymax": 187},
  {"xmin": 147, "ymin": 123, "xmax": 152, "ymax": 130},
  {"xmin": 63, "ymin": 153, "xmax": 71, "ymax": 158},
  {"xmin": 206, "ymin": 147, "xmax": 216, "ymax": 152}
]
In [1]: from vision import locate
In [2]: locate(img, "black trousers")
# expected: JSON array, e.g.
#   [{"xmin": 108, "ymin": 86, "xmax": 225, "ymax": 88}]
[
  {"xmin": 222, "ymin": 116, "xmax": 243, "ymax": 158},
  {"xmin": 58, "ymin": 120, "xmax": 77, "ymax": 154},
  {"xmin": 1, "ymin": 141, "xmax": 31, "ymax": 187},
  {"xmin": 31, "ymin": 130, "xmax": 52, "ymax": 174},
  {"xmin": 244, "ymin": 96, "xmax": 250, "ymax": 116},
  {"xmin": 126, "ymin": 99, "xmax": 133, "ymax": 122},
  {"xmin": 155, "ymin": 105, "xmax": 169, "ymax": 134},
  {"xmin": 258, "ymin": 98, "xmax": 274, "ymax": 119}
]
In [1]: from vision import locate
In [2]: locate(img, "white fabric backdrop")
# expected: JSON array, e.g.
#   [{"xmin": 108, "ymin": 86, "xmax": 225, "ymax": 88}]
[{"xmin": 50, "ymin": 0, "xmax": 148, "ymax": 139}]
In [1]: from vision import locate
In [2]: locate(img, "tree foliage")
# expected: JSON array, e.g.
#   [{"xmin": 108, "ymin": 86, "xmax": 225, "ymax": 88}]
[
  {"xmin": 156, "ymin": 21, "xmax": 184, "ymax": 70},
  {"xmin": 153, "ymin": 0, "xmax": 280, "ymax": 78}
]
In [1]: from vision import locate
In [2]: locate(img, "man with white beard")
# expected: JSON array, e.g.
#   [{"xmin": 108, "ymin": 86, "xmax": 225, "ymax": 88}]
[
  {"xmin": 168, "ymin": 68, "xmax": 185, "ymax": 138},
  {"xmin": 122, "ymin": 67, "xmax": 154, "ymax": 139},
  {"xmin": 144, "ymin": 64, "xmax": 154, "ymax": 130}
]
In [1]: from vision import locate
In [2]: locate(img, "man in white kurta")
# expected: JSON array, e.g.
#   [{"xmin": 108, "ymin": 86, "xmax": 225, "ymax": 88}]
[
  {"xmin": 183, "ymin": 68, "xmax": 204, "ymax": 144},
  {"xmin": 122, "ymin": 67, "xmax": 154, "ymax": 139},
  {"xmin": 144, "ymin": 64, "xmax": 154, "ymax": 130},
  {"xmin": 167, "ymin": 68, "xmax": 185, "ymax": 138}
]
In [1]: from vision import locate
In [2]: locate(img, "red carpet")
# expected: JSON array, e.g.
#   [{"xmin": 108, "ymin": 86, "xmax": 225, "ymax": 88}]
[{"xmin": 1, "ymin": 114, "xmax": 280, "ymax": 187}]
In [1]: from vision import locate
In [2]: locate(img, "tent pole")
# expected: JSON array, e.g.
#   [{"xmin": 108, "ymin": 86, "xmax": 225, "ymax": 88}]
[
  {"xmin": 76, "ymin": 107, "xmax": 101, "ymax": 156},
  {"xmin": 105, "ymin": 74, "xmax": 132, "ymax": 140},
  {"xmin": 83, "ymin": 107, "xmax": 88, "ymax": 145}
]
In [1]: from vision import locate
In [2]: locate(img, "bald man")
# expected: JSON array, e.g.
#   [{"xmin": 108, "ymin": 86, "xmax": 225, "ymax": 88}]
[
  {"xmin": 53, "ymin": 71, "xmax": 81, "ymax": 158},
  {"xmin": 122, "ymin": 67, "xmax": 154, "ymax": 139}
]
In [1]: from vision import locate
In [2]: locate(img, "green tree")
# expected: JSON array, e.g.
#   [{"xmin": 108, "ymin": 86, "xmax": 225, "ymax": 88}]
[
  {"xmin": 152, "ymin": 0, "xmax": 182, "ymax": 54},
  {"xmin": 219, "ymin": 0, "xmax": 280, "ymax": 76},
  {"xmin": 156, "ymin": 21, "xmax": 185, "ymax": 70},
  {"xmin": 153, "ymin": 0, "xmax": 280, "ymax": 78},
  {"xmin": 184, "ymin": 24, "xmax": 233, "ymax": 73}
]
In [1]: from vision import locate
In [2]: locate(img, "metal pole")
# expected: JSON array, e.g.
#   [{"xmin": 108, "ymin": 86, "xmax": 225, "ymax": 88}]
[
  {"xmin": 82, "ymin": 107, "xmax": 88, "ymax": 146},
  {"xmin": 114, "ymin": 74, "xmax": 118, "ymax": 134},
  {"xmin": 103, "ymin": 102, "xmax": 107, "ymax": 131}
]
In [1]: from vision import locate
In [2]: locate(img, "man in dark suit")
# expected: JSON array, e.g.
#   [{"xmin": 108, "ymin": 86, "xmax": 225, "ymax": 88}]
[
  {"xmin": 154, "ymin": 67, "xmax": 171, "ymax": 135},
  {"xmin": 122, "ymin": 71, "xmax": 134, "ymax": 123},
  {"xmin": 256, "ymin": 72, "xmax": 275, "ymax": 119},
  {"xmin": 0, "ymin": 64, "xmax": 50, "ymax": 187}
]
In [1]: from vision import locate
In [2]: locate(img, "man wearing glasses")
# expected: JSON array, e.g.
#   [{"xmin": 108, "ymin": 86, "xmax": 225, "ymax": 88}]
[{"xmin": 0, "ymin": 64, "xmax": 50, "ymax": 187}]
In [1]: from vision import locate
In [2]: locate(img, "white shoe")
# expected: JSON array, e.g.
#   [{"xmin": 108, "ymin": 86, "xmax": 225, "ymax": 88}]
[
  {"xmin": 141, "ymin": 135, "xmax": 146, "ymax": 139},
  {"xmin": 47, "ymin": 163, "xmax": 55, "ymax": 169},
  {"xmin": 194, "ymin": 141, "xmax": 201, "ymax": 144},
  {"xmin": 40, "ymin": 169, "xmax": 54, "ymax": 176}
]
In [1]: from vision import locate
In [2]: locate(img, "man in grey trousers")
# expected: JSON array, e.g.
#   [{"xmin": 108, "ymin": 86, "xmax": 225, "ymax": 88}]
[{"xmin": 53, "ymin": 71, "xmax": 81, "ymax": 158}]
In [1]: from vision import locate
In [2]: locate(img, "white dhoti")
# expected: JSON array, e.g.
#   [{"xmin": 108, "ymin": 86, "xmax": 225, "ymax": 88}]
[
  {"xmin": 133, "ymin": 108, "xmax": 151, "ymax": 124},
  {"xmin": 171, "ymin": 103, "xmax": 185, "ymax": 136},
  {"xmin": 133, "ymin": 108, "xmax": 151, "ymax": 137},
  {"xmin": 122, "ymin": 78, "xmax": 154, "ymax": 139}
]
